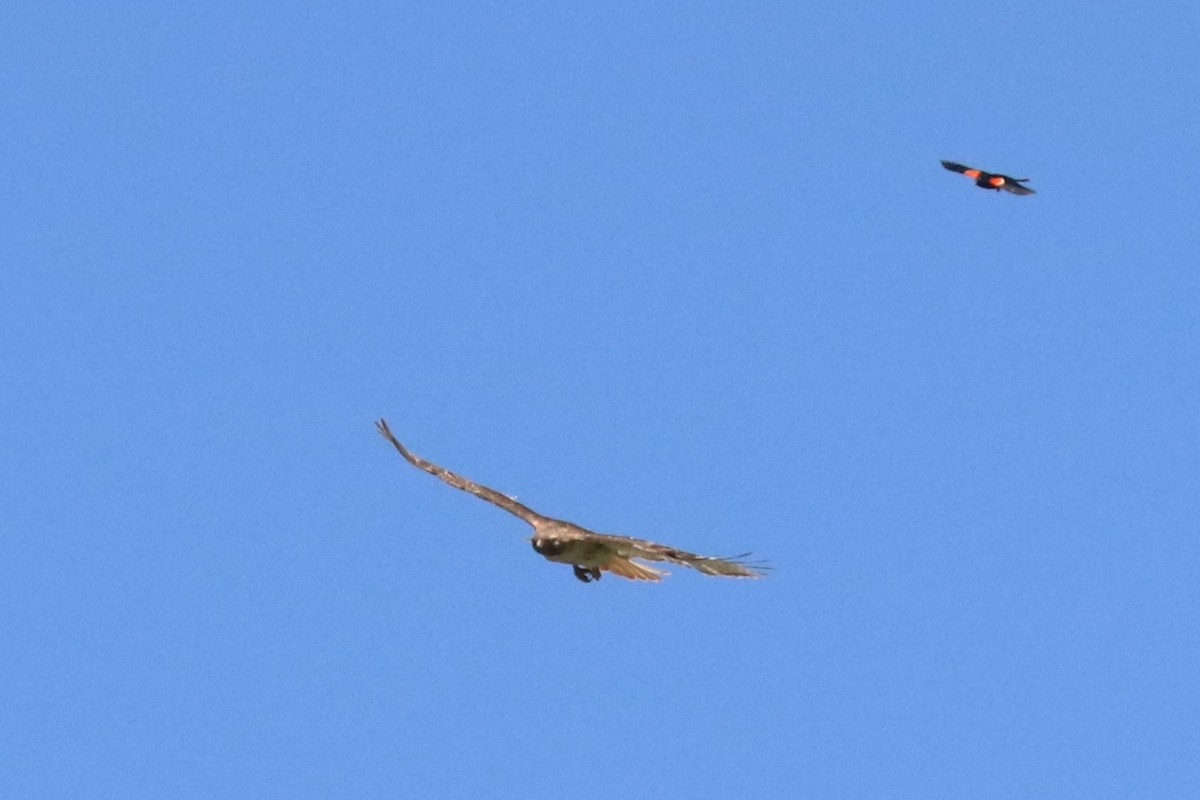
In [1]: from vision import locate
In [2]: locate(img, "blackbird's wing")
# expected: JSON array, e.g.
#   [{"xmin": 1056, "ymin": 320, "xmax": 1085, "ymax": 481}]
[
  {"xmin": 940, "ymin": 160, "xmax": 976, "ymax": 175},
  {"xmin": 999, "ymin": 180, "xmax": 1035, "ymax": 196}
]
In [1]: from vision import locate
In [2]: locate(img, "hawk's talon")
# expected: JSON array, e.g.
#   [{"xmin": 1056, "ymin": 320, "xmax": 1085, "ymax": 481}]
[{"xmin": 573, "ymin": 565, "xmax": 601, "ymax": 583}]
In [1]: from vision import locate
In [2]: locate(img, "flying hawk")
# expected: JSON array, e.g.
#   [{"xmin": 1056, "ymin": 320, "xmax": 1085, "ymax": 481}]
[
  {"xmin": 941, "ymin": 160, "xmax": 1035, "ymax": 195},
  {"xmin": 375, "ymin": 419, "xmax": 767, "ymax": 583}
]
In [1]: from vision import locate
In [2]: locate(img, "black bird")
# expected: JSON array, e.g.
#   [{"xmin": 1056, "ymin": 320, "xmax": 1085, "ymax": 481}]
[{"xmin": 941, "ymin": 160, "xmax": 1035, "ymax": 195}]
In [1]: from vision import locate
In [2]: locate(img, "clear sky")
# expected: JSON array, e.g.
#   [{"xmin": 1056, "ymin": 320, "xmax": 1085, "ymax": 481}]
[{"xmin": 4, "ymin": 2, "xmax": 1199, "ymax": 797}]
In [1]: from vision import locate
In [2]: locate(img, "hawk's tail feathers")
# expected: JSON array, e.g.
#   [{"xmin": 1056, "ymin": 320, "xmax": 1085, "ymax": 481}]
[{"xmin": 603, "ymin": 557, "xmax": 667, "ymax": 581}]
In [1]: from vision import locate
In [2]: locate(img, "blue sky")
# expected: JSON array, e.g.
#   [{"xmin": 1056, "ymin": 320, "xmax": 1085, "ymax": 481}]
[{"xmin": 4, "ymin": 2, "xmax": 1199, "ymax": 797}]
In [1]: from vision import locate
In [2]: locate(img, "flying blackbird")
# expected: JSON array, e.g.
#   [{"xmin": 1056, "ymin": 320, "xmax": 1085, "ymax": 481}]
[{"xmin": 941, "ymin": 160, "xmax": 1035, "ymax": 195}]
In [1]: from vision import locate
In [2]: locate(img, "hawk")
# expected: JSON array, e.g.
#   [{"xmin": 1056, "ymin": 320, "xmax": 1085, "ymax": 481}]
[
  {"xmin": 375, "ymin": 419, "xmax": 767, "ymax": 583},
  {"xmin": 941, "ymin": 160, "xmax": 1035, "ymax": 195}
]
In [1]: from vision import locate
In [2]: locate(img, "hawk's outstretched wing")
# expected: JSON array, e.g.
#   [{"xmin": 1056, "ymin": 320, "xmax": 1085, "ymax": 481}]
[
  {"xmin": 375, "ymin": 419, "xmax": 545, "ymax": 525},
  {"xmin": 582, "ymin": 531, "xmax": 769, "ymax": 579}
]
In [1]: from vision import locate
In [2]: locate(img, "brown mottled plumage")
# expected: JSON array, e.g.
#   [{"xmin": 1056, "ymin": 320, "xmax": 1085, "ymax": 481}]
[{"xmin": 375, "ymin": 419, "xmax": 767, "ymax": 583}]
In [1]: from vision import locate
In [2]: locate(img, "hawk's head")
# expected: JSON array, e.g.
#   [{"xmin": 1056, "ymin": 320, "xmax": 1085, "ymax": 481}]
[{"xmin": 531, "ymin": 537, "xmax": 566, "ymax": 558}]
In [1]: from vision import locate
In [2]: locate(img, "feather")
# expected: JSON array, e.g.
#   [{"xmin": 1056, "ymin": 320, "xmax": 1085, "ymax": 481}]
[{"xmin": 604, "ymin": 557, "xmax": 666, "ymax": 581}]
